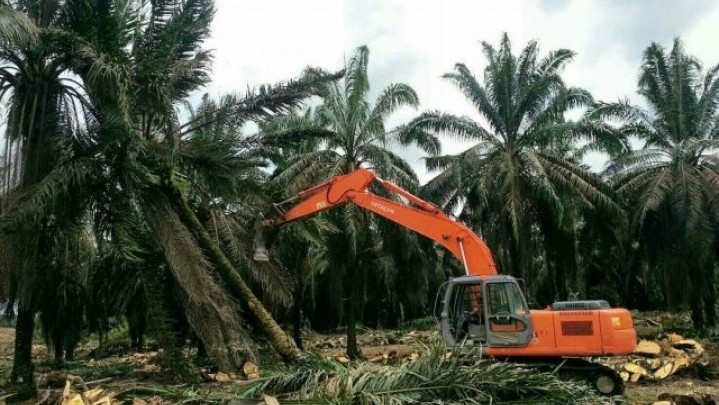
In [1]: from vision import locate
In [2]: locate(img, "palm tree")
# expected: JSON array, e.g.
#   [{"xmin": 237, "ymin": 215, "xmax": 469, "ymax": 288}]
[
  {"xmin": 0, "ymin": 2, "xmax": 339, "ymax": 383},
  {"xmin": 0, "ymin": 1, "xmax": 93, "ymax": 395},
  {"xmin": 594, "ymin": 39, "xmax": 719, "ymax": 329},
  {"xmin": 405, "ymin": 34, "xmax": 622, "ymax": 303},
  {"xmin": 265, "ymin": 46, "xmax": 439, "ymax": 358},
  {"xmin": 70, "ymin": 0, "xmax": 351, "ymax": 364},
  {"xmin": 63, "ymin": 0, "xmax": 335, "ymax": 364}
]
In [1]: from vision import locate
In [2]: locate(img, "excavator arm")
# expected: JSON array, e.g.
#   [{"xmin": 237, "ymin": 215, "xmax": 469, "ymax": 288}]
[{"xmin": 255, "ymin": 168, "xmax": 497, "ymax": 276}]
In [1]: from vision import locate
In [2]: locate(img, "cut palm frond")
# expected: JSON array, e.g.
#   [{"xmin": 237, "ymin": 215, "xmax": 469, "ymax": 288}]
[{"xmin": 240, "ymin": 347, "xmax": 596, "ymax": 404}]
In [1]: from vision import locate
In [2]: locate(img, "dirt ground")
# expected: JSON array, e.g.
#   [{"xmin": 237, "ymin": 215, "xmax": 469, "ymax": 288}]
[{"xmin": 0, "ymin": 327, "xmax": 717, "ymax": 404}]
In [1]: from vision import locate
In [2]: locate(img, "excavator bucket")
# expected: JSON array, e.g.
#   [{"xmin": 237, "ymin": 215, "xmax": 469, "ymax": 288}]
[{"xmin": 253, "ymin": 215, "xmax": 270, "ymax": 262}]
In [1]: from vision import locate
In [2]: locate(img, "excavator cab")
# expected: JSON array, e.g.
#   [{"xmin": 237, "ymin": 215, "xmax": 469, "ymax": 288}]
[{"xmin": 438, "ymin": 276, "xmax": 533, "ymax": 349}]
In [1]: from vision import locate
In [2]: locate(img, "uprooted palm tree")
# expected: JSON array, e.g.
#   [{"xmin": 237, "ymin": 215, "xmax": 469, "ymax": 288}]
[
  {"xmin": 263, "ymin": 45, "xmax": 440, "ymax": 358},
  {"xmin": 405, "ymin": 33, "xmax": 624, "ymax": 303},
  {"xmin": 595, "ymin": 39, "xmax": 719, "ymax": 329}
]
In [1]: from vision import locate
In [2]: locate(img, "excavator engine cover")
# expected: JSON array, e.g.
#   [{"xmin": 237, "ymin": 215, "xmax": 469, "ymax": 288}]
[{"xmin": 551, "ymin": 301, "xmax": 610, "ymax": 311}]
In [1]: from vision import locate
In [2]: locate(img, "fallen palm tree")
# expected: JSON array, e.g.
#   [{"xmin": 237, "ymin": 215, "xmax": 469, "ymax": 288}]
[{"xmin": 239, "ymin": 347, "xmax": 597, "ymax": 404}]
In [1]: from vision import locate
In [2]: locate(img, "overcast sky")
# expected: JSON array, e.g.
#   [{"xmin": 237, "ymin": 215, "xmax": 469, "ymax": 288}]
[{"xmin": 204, "ymin": 0, "xmax": 719, "ymax": 182}]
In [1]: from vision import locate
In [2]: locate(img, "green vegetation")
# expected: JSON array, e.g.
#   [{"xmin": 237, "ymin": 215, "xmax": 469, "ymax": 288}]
[
  {"xmin": 241, "ymin": 347, "xmax": 597, "ymax": 404},
  {"xmin": 0, "ymin": 0, "xmax": 717, "ymax": 402}
]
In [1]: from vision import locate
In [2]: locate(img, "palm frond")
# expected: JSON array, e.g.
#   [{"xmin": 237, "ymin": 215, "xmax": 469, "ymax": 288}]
[
  {"xmin": 1, "ymin": 157, "xmax": 94, "ymax": 231},
  {"xmin": 272, "ymin": 149, "xmax": 341, "ymax": 194},
  {"xmin": 368, "ymin": 83, "xmax": 419, "ymax": 126},
  {"xmin": 345, "ymin": 45, "xmax": 370, "ymax": 114},
  {"xmin": 590, "ymin": 99, "xmax": 652, "ymax": 124},
  {"xmin": 631, "ymin": 168, "xmax": 674, "ymax": 228},
  {"xmin": 0, "ymin": 3, "xmax": 38, "ymax": 47},
  {"xmin": 360, "ymin": 143, "xmax": 419, "ymax": 190},
  {"xmin": 404, "ymin": 111, "xmax": 496, "ymax": 142},
  {"xmin": 240, "ymin": 346, "xmax": 596, "ymax": 404},
  {"xmin": 180, "ymin": 71, "xmax": 342, "ymax": 136},
  {"xmin": 537, "ymin": 152, "xmax": 620, "ymax": 213},
  {"xmin": 207, "ymin": 209, "xmax": 293, "ymax": 308},
  {"xmin": 443, "ymin": 63, "xmax": 503, "ymax": 134},
  {"xmin": 605, "ymin": 149, "xmax": 669, "ymax": 179},
  {"xmin": 518, "ymin": 150, "xmax": 563, "ymax": 219},
  {"xmin": 146, "ymin": 200, "xmax": 251, "ymax": 369},
  {"xmin": 259, "ymin": 110, "xmax": 333, "ymax": 149},
  {"xmin": 536, "ymin": 48, "xmax": 575, "ymax": 75}
]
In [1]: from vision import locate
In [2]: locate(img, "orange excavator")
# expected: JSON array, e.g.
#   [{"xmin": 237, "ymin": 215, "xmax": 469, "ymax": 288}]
[{"xmin": 254, "ymin": 168, "xmax": 637, "ymax": 395}]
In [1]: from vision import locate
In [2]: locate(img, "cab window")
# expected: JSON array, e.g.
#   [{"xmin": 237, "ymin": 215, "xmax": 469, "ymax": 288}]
[{"xmin": 487, "ymin": 282, "xmax": 528, "ymax": 316}]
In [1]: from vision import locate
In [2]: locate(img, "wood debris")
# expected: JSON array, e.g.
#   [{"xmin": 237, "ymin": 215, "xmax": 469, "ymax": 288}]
[
  {"xmin": 623, "ymin": 363, "xmax": 648, "ymax": 376},
  {"xmin": 243, "ymin": 361, "xmax": 260, "ymax": 379},
  {"xmin": 655, "ymin": 392, "xmax": 716, "ymax": 405},
  {"xmin": 136, "ymin": 363, "xmax": 161, "ymax": 374},
  {"xmin": 368, "ymin": 354, "xmax": 385, "ymax": 363},
  {"xmin": 667, "ymin": 333, "xmax": 684, "ymax": 344},
  {"xmin": 653, "ymin": 362, "xmax": 674, "ymax": 379},
  {"xmin": 57, "ymin": 377, "xmax": 120, "ymax": 405},
  {"xmin": 261, "ymin": 395, "xmax": 280, "ymax": 405},
  {"xmin": 611, "ymin": 333, "xmax": 709, "ymax": 384},
  {"xmin": 214, "ymin": 371, "xmax": 231, "ymax": 383},
  {"xmin": 635, "ymin": 340, "xmax": 663, "ymax": 356}
]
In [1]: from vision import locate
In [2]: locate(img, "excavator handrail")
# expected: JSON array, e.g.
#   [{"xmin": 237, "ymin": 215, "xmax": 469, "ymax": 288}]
[{"xmin": 256, "ymin": 168, "xmax": 497, "ymax": 276}]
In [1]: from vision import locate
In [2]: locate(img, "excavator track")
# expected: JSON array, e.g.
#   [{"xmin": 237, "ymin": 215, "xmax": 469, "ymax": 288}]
[{"xmin": 506, "ymin": 357, "xmax": 624, "ymax": 396}]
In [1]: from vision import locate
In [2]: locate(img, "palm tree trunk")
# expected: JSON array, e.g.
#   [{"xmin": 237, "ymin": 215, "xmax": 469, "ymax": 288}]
[
  {"xmin": 345, "ymin": 261, "xmax": 361, "ymax": 359},
  {"xmin": 3, "ymin": 137, "xmax": 10, "ymax": 203},
  {"xmin": 691, "ymin": 296, "xmax": 705, "ymax": 331},
  {"xmin": 705, "ymin": 268, "xmax": 717, "ymax": 327},
  {"xmin": 345, "ymin": 293, "xmax": 359, "ymax": 359},
  {"xmin": 292, "ymin": 268, "xmax": 304, "ymax": 350},
  {"xmin": 10, "ymin": 306, "xmax": 36, "ymax": 399},
  {"xmin": 173, "ymin": 193, "xmax": 303, "ymax": 362},
  {"xmin": 52, "ymin": 329, "xmax": 64, "ymax": 361}
]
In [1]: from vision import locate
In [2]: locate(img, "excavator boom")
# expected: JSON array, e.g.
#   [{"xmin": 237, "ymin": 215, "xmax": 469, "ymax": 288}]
[{"xmin": 258, "ymin": 168, "xmax": 496, "ymax": 275}]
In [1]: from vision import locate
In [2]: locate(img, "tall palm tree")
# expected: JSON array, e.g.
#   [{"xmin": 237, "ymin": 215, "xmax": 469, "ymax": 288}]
[
  {"xmin": 406, "ymin": 34, "xmax": 623, "ymax": 303},
  {"xmin": 265, "ymin": 46, "xmax": 439, "ymax": 358},
  {"xmin": 0, "ymin": 1, "xmax": 93, "ymax": 395},
  {"xmin": 595, "ymin": 39, "xmax": 719, "ymax": 329}
]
